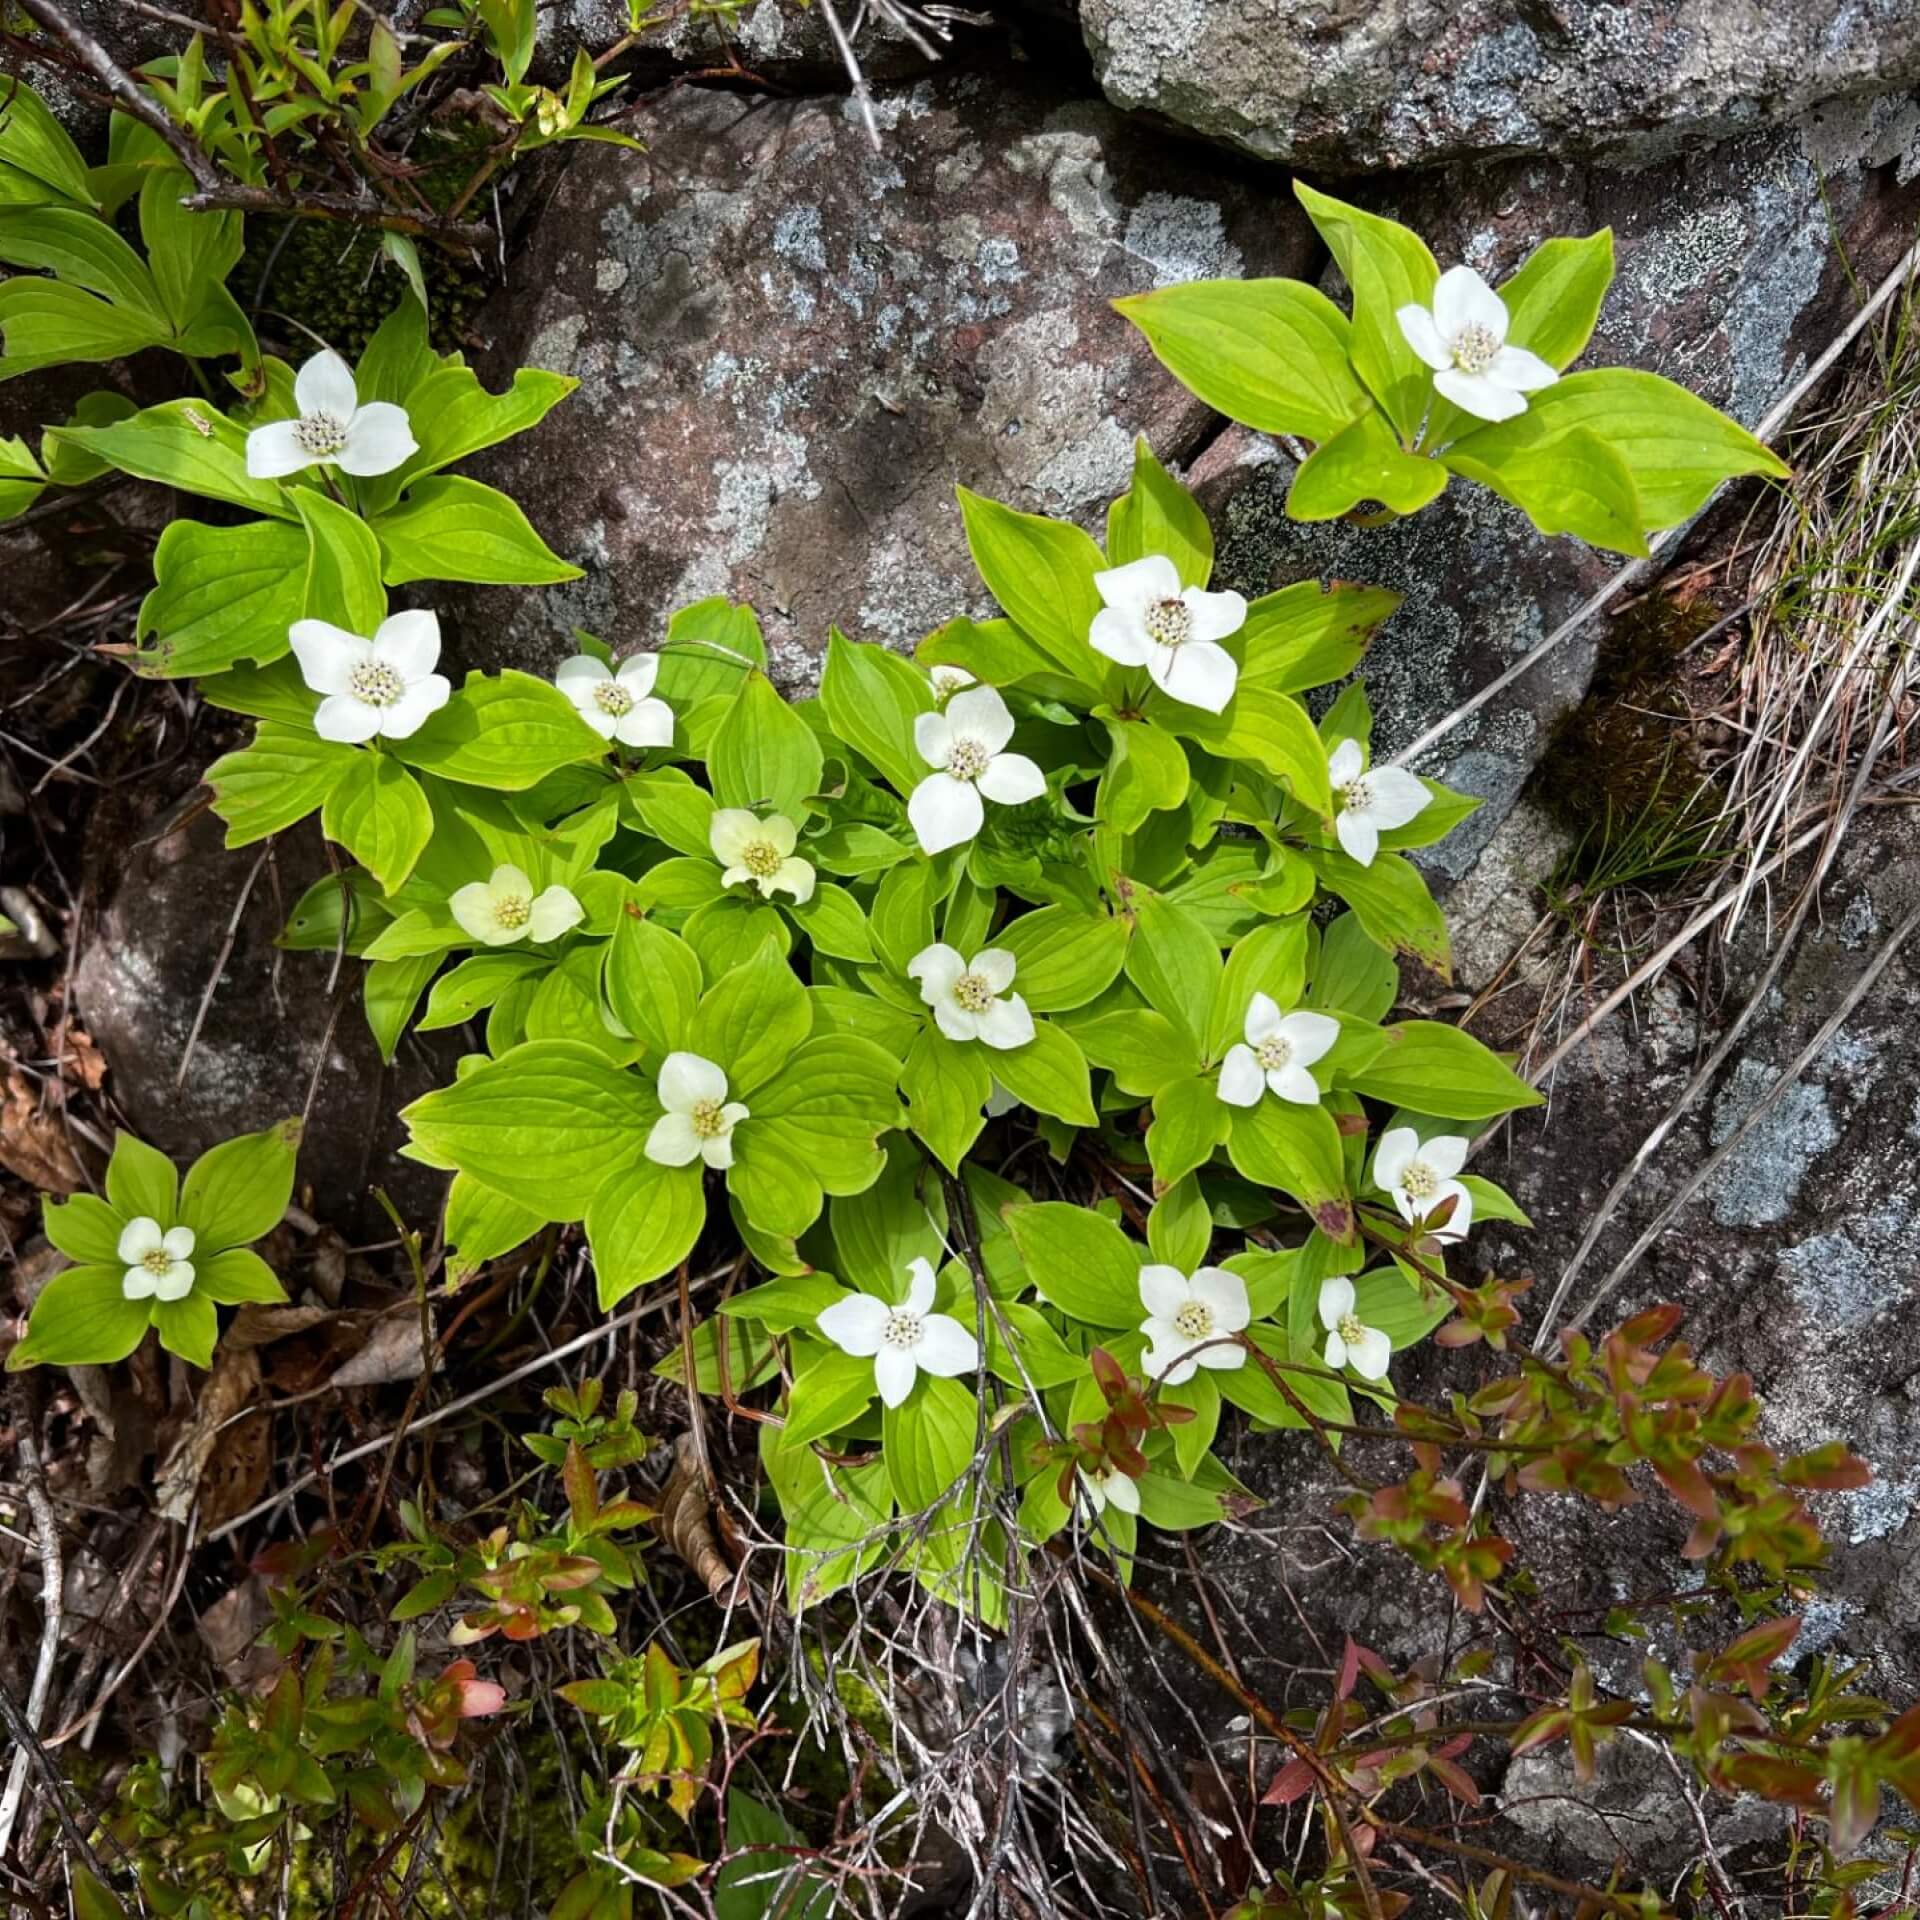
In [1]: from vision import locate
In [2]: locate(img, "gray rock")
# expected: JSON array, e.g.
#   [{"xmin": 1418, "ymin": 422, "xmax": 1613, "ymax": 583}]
[
  {"xmin": 1189, "ymin": 97, "xmax": 1920, "ymax": 891},
  {"xmin": 446, "ymin": 69, "xmax": 1318, "ymax": 689},
  {"xmin": 1076, "ymin": 0, "xmax": 1920, "ymax": 173},
  {"xmin": 72, "ymin": 813, "xmax": 452, "ymax": 1236}
]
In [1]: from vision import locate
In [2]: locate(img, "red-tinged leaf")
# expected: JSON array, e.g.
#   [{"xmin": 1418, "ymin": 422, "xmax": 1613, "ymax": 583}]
[
  {"xmin": 1335, "ymin": 1637, "xmax": 1363, "ymax": 1703},
  {"xmin": 563, "ymin": 1441, "xmax": 599, "ymax": 1530},
  {"xmin": 1261, "ymin": 1756, "xmax": 1317, "ymax": 1805},
  {"xmin": 1782, "ymin": 1442, "xmax": 1873, "ymax": 1492},
  {"xmin": 1427, "ymin": 1753, "xmax": 1482, "ymax": 1806},
  {"xmin": 1434, "ymin": 1319, "xmax": 1483, "ymax": 1348},
  {"xmin": 558, "ymin": 1678, "xmax": 629, "ymax": 1716},
  {"xmin": 1682, "ymin": 1512, "xmax": 1722, "ymax": 1560},
  {"xmin": 1703, "ymin": 1616, "xmax": 1800, "ymax": 1699},
  {"xmin": 1090, "ymin": 1347, "xmax": 1127, "ymax": 1401},
  {"xmin": 1719, "ymin": 1752, "xmax": 1824, "ymax": 1806},
  {"xmin": 1617, "ymin": 1304, "xmax": 1684, "ymax": 1347},
  {"xmin": 1653, "ymin": 1456, "xmax": 1719, "ymax": 1520},
  {"xmin": 1509, "ymin": 1709, "xmax": 1570, "ymax": 1757},
  {"xmin": 345, "ymin": 1774, "xmax": 402, "ymax": 1832},
  {"xmin": 593, "ymin": 1498, "xmax": 655, "ymax": 1532}
]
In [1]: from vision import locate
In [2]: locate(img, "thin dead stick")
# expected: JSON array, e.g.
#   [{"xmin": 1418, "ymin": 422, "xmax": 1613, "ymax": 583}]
[
  {"xmin": 1390, "ymin": 233, "xmax": 1920, "ymax": 772},
  {"xmin": 0, "ymin": 1388, "xmax": 60, "ymax": 1861},
  {"xmin": 1563, "ymin": 901, "xmax": 1920, "ymax": 1336},
  {"xmin": 203, "ymin": 1271, "xmax": 692, "ymax": 1544}
]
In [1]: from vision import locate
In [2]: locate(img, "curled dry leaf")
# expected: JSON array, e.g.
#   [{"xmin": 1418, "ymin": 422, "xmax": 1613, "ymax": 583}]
[
  {"xmin": 0, "ymin": 1068, "xmax": 85, "ymax": 1193},
  {"xmin": 329, "ymin": 1307, "xmax": 432, "ymax": 1388},
  {"xmin": 660, "ymin": 1432, "xmax": 737, "ymax": 1600},
  {"xmin": 155, "ymin": 1344, "xmax": 263, "ymax": 1523}
]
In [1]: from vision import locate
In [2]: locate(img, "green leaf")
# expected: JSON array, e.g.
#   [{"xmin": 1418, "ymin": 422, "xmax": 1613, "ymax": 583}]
[
  {"xmin": 788, "ymin": 881, "xmax": 873, "ymax": 963},
  {"xmin": 990, "ymin": 1021, "xmax": 1095, "ymax": 1126},
  {"xmin": 783, "ymin": 1341, "xmax": 880, "ymax": 1448},
  {"xmin": 831, "ymin": 1140, "xmax": 944, "ymax": 1290},
  {"xmin": 1344, "ymin": 1020, "xmax": 1541, "ymax": 1122},
  {"xmin": 1125, "ymin": 890, "xmax": 1220, "ymax": 1049},
  {"xmin": 1146, "ymin": 1175, "xmax": 1212, "ymax": 1272},
  {"xmin": 0, "ymin": 203, "xmax": 164, "ymax": 317},
  {"xmin": 1210, "ymin": 914, "xmax": 1311, "ymax": 1059},
  {"xmin": 709, "ymin": 671, "xmax": 822, "ymax": 818},
  {"xmin": 417, "ymin": 951, "xmax": 545, "ymax": 1031},
  {"xmin": 48, "ymin": 399, "xmax": 292, "ymax": 517},
  {"xmin": 902, "ymin": 1027, "xmax": 988, "ymax": 1173},
  {"xmin": 721, "ymin": 1272, "xmax": 854, "ymax": 1334},
  {"xmin": 760, "ymin": 1421, "xmax": 891, "ymax": 1606},
  {"xmin": 1352, "ymin": 1267, "xmax": 1454, "ymax": 1350},
  {"xmin": 41, "ymin": 1192, "xmax": 124, "ymax": 1265},
  {"xmin": 445, "ymin": 1171, "xmax": 544, "ymax": 1283},
  {"xmin": 0, "ymin": 80, "xmax": 95, "ymax": 208},
  {"xmin": 1161, "ymin": 1368, "xmax": 1220, "ymax": 1477},
  {"xmin": 1292, "ymin": 181, "xmax": 1439, "ymax": 444},
  {"xmin": 691, "ymin": 939, "xmax": 812, "ymax": 1096},
  {"xmin": 585, "ymin": 1158, "xmax": 707, "ymax": 1307},
  {"xmin": 69, "ymin": 1868, "xmax": 131, "ymax": 1920},
  {"xmin": 747, "ymin": 1035, "xmax": 902, "ymax": 1202},
  {"xmin": 1100, "ymin": 717, "xmax": 1190, "ymax": 837},
  {"xmin": 374, "ymin": 475, "xmax": 582, "ymax": 586},
  {"xmin": 1446, "ymin": 368, "xmax": 1788, "ymax": 533},
  {"xmin": 1147, "ymin": 1075, "xmax": 1227, "ymax": 1188},
  {"xmin": 194, "ymin": 1247, "xmax": 290, "ymax": 1306},
  {"xmin": 1288, "ymin": 405, "xmax": 1450, "ymax": 521},
  {"xmin": 819, "ymin": 630, "xmax": 933, "ymax": 800},
  {"xmin": 135, "ymin": 517, "xmax": 309, "ymax": 677},
  {"xmin": 291, "ymin": 485, "xmax": 387, "ymax": 635},
  {"xmin": 1155, "ymin": 685, "xmax": 1333, "ymax": 817},
  {"xmin": 1224, "ymin": 1099, "xmax": 1351, "ymax": 1236},
  {"xmin": 0, "ymin": 277, "xmax": 169, "ymax": 379},
  {"xmin": 916, "ymin": 614, "xmax": 1068, "ymax": 695},
  {"xmin": 364, "ymin": 953, "xmax": 440, "ymax": 1062},
  {"xmin": 106, "ymin": 1132, "xmax": 179, "ymax": 1224},
  {"xmin": 716, "ymin": 1794, "xmax": 836, "ymax": 1920},
  {"xmin": 206, "ymin": 723, "xmax": 353, "ymax": 847},
  {"xmin": 982, "ymin": 1300, "xmax": 1084, "ymax": 1390},
  {"xmin": 1070, "ymin": 1009, "xmax": 1201, "ymax": 1097},
  {"xmin": 869, "ymin": 858, "xmax": 944, "ymax": 977},
  {"xmin": 389, "ymin": 672, "xmax": 606, "ymax": 791},
  {"xmin": 1113, "ymin": 277, "xmax": 1368, "ymax": 443},
  {"xmin": 1301, "ymin": 846, "xmax": 1451, "ymax": 978},
  {"xmin": 624, "ymin": 767, "xmax": 717, "ymax": 857},
  {"xmin": 152, "ymin": 1290, "xmax": 218, "ymax": 1369},
  {"xmin": 1446, "ymin": 425, "xmax": 1648, "ymax": 557},
  {"xmin": 1004, "ymin": 1202, "xmax": 1140, "ymax": 1327},
  {"xmin": 7, "ymin": 1266, "xmax": 150, "ymax": 1370},
  {"xmin": 1308, "ymin": 912, "xmax": 1400, "ymax": 1024},
  {"xmin": 604, "ymin": 911, "xmax": 702, "ymax": 1058},
  {"xmin": 997, "ymin": 906, "xmax": 1128, "ymax": 1012},
  {"xmin": 380, "ymin": 363, "xmax": 577, "ymax": 500},
  {"xmin": 1238, "ymin": 580, "xmax": 1399, "ymax": 696},
  {"xmin": 655, "ymin": 596, "xmax": 767, "ymax": 708},
  {"xmin": 322, "ymin": 752, "xmax": 433, "ymax": 892},
  {"xmin": 1106, "ymin": 434, "xmax": 1211, "ymax": 583},
  {"xmin": 1496, "ymin": 230, "xmax": 1615, "ymax": 373},
  {"xmin": 956, "ymin": 487, "xmax": 1105, "ymax": 680},
  {"xmin": 138, "ymin": 172, "xmax": 242, "ymax": 331},
  {"xmin": 182, "ymin": 1119, "xmax": 300, "ymax": 1250},
  {"xmin": 883, "ymin": 1373, "xmax": 977, "ymax": 1510},
  {"xmin": 400, "ymin": 1040, "xmax": 655, "ymax": 1219}
]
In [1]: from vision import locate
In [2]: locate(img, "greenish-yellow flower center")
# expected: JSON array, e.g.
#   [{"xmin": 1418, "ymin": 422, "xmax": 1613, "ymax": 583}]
[
  {"xmin": 947, "ymin": 737, "xmax": 991, "ymax": 781},
  {"xmin": 1452, "ymin": 323, "xmax": 1500, "ymax": 374},
  {"xmin": 140, "ymin": 1248, "xmax": 174, "ymax": 1277},
  {"xmin": 689, "ymin": 1097, "xmax": 727, "ymax": 1139},
  {"xmin": 1337, "ymin": 1311, "xmax": 1366, "ymax": 1347},
  {"xmin": 348, "ymin": 661, "xmax": 405, "ymax": 708},
  {"xmin": 1144, "ymin": 597, "xmax": 1191, "ymax": 649},
  {"xmin": 1401, "ymin": 1160, "xmax": 1439, "ymax": 1202},
  {"xmin": 952, "ymin": 971, "xmax": 994, "ymax": 1012},
  {"xmin": 1255, "ymin": 1033, "xmax": 1292, "ymax": 1072},
  {"xmin": 1172, "ymin": 1299, "xmax": 1214, "ymax": 1341},
  {"xmin": 741, "ymin": 837, "xmax": 783, "ymax": 879},
  {"xmin": 593, "ymin": 681, "xmax": 634, "ymax": 717},
  {"xmin": 883, "ymin": 1310, "xmax": 923, "ymax": 1349},
  {"xmin": 1339, "ymin": 776, "xmax": 1373, "ymax": 813},
  {"xmin": 492, "ymin": 893, "xmax": 531, "ymax": 931}
]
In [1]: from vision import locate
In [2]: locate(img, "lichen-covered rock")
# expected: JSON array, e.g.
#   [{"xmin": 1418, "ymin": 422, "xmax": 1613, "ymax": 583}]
[
  {"xmin": 1076, "ymin": 0, "xmax": 1920, "ymax": 173},
  {"xmin": 447, "ymin": 70, "xmax": 1317, "ymax": 688},
  {"xmin": 72, "ymin": 814, "xmax": 451, "ymax": 1235},
  {"xmin": 1190, "ymin": 98, "xmax": 1920, "ymax": 890}
]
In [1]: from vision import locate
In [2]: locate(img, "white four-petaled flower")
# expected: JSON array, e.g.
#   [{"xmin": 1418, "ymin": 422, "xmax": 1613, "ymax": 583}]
[
  {"xmin": 1090, "ymin": 554, "xmax": 1247, "ymax": 714},
  {"xmin": 1318, "ymin": 1275, "xmax": 1392, "ymax": 1382},
  {"xmin": 120, "ymin": 1216, "xmax": 195, "ymax": 1302},
  {"xmin": 1327, "ymin": 738, "xmax": 1432, "ymax": 868},
  {"xmin": 245, "ymin": 348, "xmax": 418, "ymax": 479},
  {"xmin": 1077, "ymin": 1462, "xmax": 1141, "ymax": 1515},
  {"xmin": 1371, "ymin": 1127, "xmax": 1474, "ymax": 1244},
  {"xmin": 555, "ymin": 653, "xmax": 673, "ymax": 748},
  {"xmin": 906, "ymin": 943, "xmax": 1034, "ymax": 1050},
  {"xmin": 1217, "ymin": 992, "xmax": 1339, "ymax": 1108},
  {"xmin": 1139, "ymin": 1263, "xmax": 1249, "ymax": 1386},
  {"xmin": 710, "ymin": 810, "xmax": 815, "ymax": 904},
  {"xmin": 1395, "ymin": 266, "xmax": 1558, "ymax": 425},
  {"xmin": 816, "ymin": 1256, "xmax": 980, "ymax": 1408},
  {"xmin": 646, "ymin": 1053, "xmax": 748, "ymax": 1170},
  {"xmin": 290, "ymin": 608, "xmax": 452, "ymax": 744},
  {"xmin": 908, "ymin": 686, "xmax": 1046, "ymax": 854},
  {"xmin": 450, "ymin": 864, "xmax": 583, "ymax": 947}
]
